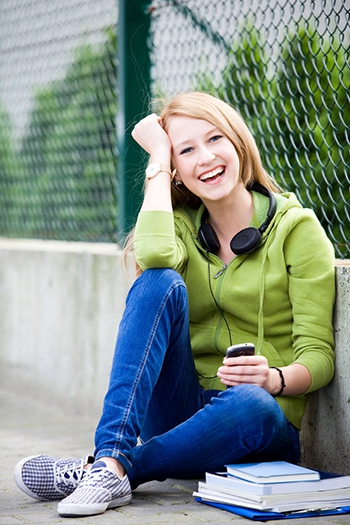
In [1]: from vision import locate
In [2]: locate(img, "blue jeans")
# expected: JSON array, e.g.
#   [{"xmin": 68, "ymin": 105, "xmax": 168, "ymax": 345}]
[{"xmin": 94, "ymin": 269, "xmax": 300, "ymax": 489}]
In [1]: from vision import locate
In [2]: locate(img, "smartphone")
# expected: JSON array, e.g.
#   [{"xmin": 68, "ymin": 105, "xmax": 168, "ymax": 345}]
[{"xmin": 226, "ymin": 343, "xmax": 255, "ymax": 358}]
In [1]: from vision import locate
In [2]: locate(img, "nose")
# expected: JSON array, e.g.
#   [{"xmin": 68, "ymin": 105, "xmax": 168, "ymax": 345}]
[{"xmin": 198, "ymin": 146, "xmax": 215, "ymax": 165}]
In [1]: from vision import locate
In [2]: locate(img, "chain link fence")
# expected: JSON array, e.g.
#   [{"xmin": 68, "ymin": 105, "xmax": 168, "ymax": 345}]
[
  {"xmin": 0, "ymin": 0, "xmax": 118, "ymax": 242},
  {"xmin": 149, "ymin": 0, "xmax": 349, "ymax": 258},
  {"xmin": 0, "ymin": 0, "xmax": 349, "ymax": 257}
]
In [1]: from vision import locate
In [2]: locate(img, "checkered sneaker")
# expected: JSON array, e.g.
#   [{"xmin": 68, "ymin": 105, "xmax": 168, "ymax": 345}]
[
  {"xmin": 14, "ymin": 454, "xmax": 94, "ymax": 501},
  {"xmin": 57, "ymin": 460, "xmax": 132, "ymax": 517}
]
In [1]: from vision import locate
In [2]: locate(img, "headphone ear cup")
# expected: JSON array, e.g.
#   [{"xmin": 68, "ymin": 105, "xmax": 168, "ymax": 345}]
[
  {"xmin": 198, "ymin": 222, "xmax": 221, "ymax": 253},
  {"xmin": 230, "ymin": 227, "xmax": 262, "ymax": 255}
]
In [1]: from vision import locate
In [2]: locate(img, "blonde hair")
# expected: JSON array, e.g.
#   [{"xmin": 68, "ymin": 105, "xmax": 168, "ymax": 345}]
[{"xmin": 159, "ymin": 91, "xmax": 280, "ymax": 209}]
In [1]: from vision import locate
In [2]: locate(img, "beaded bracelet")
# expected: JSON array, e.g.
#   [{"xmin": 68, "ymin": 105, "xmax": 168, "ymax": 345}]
[{"xmin": 270, "ymin": 366, "xmax": 286, "ymax": 397}]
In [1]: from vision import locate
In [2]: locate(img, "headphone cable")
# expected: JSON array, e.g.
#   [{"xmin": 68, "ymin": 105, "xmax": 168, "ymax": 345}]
[{"xmin": 206, "ymin": 253, "xmax": 233, "ymax": 348}]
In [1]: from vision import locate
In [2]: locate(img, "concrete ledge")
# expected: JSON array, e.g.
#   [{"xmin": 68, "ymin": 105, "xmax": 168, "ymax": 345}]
[
  {"xmin": 300, "ymin": 260, "xmax": 350, "ymax": 475},
  {"xmin": 0, "ymin": 238, "xmax": 349, "ymax": 473}
]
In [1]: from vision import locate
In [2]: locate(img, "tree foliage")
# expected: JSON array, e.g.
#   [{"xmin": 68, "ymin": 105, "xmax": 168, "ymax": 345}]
[
  {"xmin": 266, "ymin": 25, "xmax": 349, "ymax": 248},
  {"xmin": 0, "ymin": 105, "xmax": 23, "ymax": 235},
  {"xmin": 13, "ymin": 28, "xmax": 118, "ymax": 241}
]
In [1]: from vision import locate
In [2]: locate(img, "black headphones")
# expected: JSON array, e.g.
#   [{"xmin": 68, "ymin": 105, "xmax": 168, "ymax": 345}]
[{"xmin": 198, "ymin": 182, "xmax": 276, "ymax": 255}]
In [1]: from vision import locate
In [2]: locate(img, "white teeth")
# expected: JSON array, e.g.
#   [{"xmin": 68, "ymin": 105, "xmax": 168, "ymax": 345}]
[{"xmin": 199, "ymin": 167, "xmax": 223, "ymax": 181}]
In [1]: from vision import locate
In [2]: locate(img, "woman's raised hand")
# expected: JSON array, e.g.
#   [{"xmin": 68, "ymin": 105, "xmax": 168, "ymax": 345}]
[{"xmin": 132, "ymin": 114, "xmax": 171, "ymax": 160}]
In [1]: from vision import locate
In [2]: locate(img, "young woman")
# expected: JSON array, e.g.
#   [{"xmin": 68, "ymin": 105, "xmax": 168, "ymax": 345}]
[{"xmin": 14, "ymin": 92, "xmax": 335, "ymax": 517}]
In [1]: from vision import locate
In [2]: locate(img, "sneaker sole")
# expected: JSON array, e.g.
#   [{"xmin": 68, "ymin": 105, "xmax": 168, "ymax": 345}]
[
  {"xmin": 58, "ymin": 493, "xmax": 132, "ymax": 517},
  {"xmin": 14, "ymin": 455, "xmax": 52, "ymax": 501}
]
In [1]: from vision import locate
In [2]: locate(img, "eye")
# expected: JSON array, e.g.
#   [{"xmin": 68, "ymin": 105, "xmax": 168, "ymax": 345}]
[
  {"xmin": 209, "ymin": 135, "xmax": 222, "ymax": 143},
  {"xmin": 179, "ymin": 146, "xmax": 193, "ymax": 155}
]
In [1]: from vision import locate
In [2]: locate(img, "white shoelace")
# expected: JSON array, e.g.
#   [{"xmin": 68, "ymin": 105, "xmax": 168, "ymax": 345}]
[
  {"xmin": 55, "ymin": 458, "xmax": 85, "ymax": 489},
  {"xmin": 80, "ymin": 466, "xmax": 113, "ymax": 487}
]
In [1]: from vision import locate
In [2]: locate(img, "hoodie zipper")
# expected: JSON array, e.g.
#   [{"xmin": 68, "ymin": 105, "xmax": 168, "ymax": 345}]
[{"xmin": 214, "ymin": 263, "xmax": 228, "ymax": 279}]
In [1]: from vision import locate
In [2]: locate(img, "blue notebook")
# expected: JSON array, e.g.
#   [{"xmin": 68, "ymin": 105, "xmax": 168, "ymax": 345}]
[
  {"xmin": 225, "ymin": 461, "xmax": 320, "ymax": 483},
  {"xmin": 195, "ymin": 497, "xmax": 350, "ymax": 521}
]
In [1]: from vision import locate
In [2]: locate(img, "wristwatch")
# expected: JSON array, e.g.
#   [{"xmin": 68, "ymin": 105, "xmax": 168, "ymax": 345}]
[{"xmin": 145, "ymin": 163, "xmax": 176, "ymax": 180}]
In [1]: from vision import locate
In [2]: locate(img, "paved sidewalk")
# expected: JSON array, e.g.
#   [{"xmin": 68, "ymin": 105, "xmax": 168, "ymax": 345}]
[{"xmin": 1, "ymin": 386, "xmax": 350, "ymax": 525}]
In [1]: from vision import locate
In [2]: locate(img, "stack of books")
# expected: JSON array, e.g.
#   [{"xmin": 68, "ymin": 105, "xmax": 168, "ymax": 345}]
[{"xmin": 194, "ymin": 461, "xmax": 350, "ymax": 520}]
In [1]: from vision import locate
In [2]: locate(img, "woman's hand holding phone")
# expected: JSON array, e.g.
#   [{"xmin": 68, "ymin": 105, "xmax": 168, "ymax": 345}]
[{"xmin": 217, "ymin": 343, "xmax": 271, "ymax": 389}]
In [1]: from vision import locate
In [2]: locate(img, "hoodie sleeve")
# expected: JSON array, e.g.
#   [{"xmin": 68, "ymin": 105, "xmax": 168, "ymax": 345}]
[
  {"xmin": 134, "ymin": 210, "xmax": 188, "ymax": 271},
  {"xmin": 284, "ymin": 207, "xmax": 335, "ymax": 393}
]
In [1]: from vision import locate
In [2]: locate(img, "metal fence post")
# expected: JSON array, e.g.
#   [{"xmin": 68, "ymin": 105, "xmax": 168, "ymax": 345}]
[{"xmin": 117, "ymin": 0, "xmax": 151, "ymax": 242}]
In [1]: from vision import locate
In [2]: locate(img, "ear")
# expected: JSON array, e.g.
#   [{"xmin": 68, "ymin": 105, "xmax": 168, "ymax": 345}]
[{"xmin": 172, "ymin": 169, "xmax": 183, "ymax": 185}]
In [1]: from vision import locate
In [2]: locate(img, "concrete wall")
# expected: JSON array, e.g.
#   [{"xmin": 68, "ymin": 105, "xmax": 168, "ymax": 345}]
[
  {"xmin": 0, "ymin": 239, "xmax": 349, "ymax": 474},
  {"xmin": 300, "ymin": 261, "xmax": 350, "ymax": 475},
  {"xmin": 0, "ymin": 239, "xmax": 135, "ymax": 418}
]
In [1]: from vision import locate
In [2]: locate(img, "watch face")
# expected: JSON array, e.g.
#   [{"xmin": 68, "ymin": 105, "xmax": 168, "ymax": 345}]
[{"xmin": 146, "ymin": 163, "xmax": 161, "ymax": 178}]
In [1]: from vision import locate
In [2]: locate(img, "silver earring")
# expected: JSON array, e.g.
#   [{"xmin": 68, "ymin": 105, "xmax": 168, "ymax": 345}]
[{"xmin": 175, "ymin": 180, "xmax": 183, "ymax": 186}]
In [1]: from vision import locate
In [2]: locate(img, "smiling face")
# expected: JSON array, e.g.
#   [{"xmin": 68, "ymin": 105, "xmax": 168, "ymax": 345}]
[{"xmin": 166, "ymin": 115, "xmax": 243, "ymax": 206}]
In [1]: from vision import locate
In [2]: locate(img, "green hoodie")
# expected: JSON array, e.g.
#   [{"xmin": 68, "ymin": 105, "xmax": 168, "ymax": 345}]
[{"xmin": 134, "ymin": 190, "xmax": 335, "ymax": 429}]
